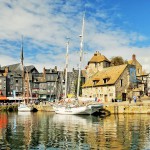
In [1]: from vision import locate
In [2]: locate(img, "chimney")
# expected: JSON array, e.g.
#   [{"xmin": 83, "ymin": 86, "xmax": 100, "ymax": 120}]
[
  {"xmin": 5, "ymin": 67, "xmax": 9, "ymax": 73},
  {"xmin": 43, "ymin": 67, "xmax": 46, "ymax": 79},
  {"xmin": 54, "ymin": 66, "xmax": 57, "ymax": 71},
  {"xmin": 132, "ymin": 54, "xmax": 136, "ymax": 61},
  {"xmin": 94, "ymin": 51, "xmax": 97, "ymax": 56}
]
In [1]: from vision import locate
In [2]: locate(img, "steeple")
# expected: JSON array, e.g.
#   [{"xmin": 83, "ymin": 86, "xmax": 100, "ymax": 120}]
[{"xmin": 20, "ymin": 36, "xmax": 24, "ymax": 66}]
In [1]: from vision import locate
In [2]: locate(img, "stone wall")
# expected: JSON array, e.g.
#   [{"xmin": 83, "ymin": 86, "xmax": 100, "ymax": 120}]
[
  {"xmin": 82, "ymin": 86, "xmax": 116, "ymax": 102},
  {"xmin": 33, "ymin": 102, "xmax": 54, "ymax": 111},
  {"xmin": 115, "ymin": 67, "xmax": 129, "ymax": 99},
  {"xmin": 103, "ymin": 103, "xmax": 150, "ymax": 114}
]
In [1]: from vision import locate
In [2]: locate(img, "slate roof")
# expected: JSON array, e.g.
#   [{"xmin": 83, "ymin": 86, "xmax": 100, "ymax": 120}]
[
  {"xmin": 25, "ymin": 65, "xmax": 36, "ymax": 72},
  {"xmin": 2, "ymin": 63, "xmax": 37, "ymax": 73},
  {"xmin": 2, "ymin": 63, "xmax": 21, "ymax": 72},
  {"xmin": 82, "ymin": 64, "xmax": 127, "ymax": 87}
]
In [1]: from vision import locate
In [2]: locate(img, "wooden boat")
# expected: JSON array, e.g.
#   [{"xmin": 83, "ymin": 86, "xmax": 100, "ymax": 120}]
[{"xmin": 53, "ymin": 14, "xmax": 102, "ymax": 115}]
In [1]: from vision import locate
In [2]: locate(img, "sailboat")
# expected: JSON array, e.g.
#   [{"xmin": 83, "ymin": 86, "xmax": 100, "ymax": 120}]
[
  {"xmin": 18, "ymin": 37, "xmax": 33, "ymax": 112},
  {"xmin": 53, "ymin": 14, "xmax": 102, "ymax": 115}
]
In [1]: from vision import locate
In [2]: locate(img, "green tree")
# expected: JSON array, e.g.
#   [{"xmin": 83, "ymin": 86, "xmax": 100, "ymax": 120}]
[{"xmin": 110, "ymin": 56, "xmax": 127, "ymax": 66}]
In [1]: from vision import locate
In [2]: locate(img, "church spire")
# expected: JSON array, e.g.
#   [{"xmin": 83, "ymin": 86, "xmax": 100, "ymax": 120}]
[{"xmin": 20, "ymin": 36, "xmax": 24, "ymax": 66}]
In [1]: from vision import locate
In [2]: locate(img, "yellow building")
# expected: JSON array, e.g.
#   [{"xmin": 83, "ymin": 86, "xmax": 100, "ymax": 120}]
[
  {"xmin": 128, "ymin": 54, "xmax": 142, "ymax": 76},
  {"xmin": 86, "ymin": 51, "xmax": 110, "ymax": 79},
  {"xmin": 82, "ymin": 52, "xmax": 139, "ymax": 102},
  {"xmin": 82, "ymin": 64, "xmax": 135, "ymax": 102}
]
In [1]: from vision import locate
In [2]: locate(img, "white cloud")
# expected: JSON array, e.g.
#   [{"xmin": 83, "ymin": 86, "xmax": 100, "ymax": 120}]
[{"xmin": 0, "ymin": 0, "xmax": 150, "ymax": 73}]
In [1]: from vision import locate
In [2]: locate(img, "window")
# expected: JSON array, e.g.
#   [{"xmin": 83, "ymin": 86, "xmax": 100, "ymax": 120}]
[
  {"xmin": 109, "ymin": 93, "xmax": 113, "ymax": 96},
  {"xmin": 103, "ymin": 78, "xmax": 107, "ymax": 84},
  {"xmin": 120, "ymin": 79, "xmax": 123, "ymax": 87},
  {"xmin": 95, "ymin": 62, "xmax": 98, "ymax": 67},
  {"xmin": 16, "ymin": 80, "xmax": 18, "ymax": 83},
  {"xmin": 103, "ymin": 78, "xmax": 110, "ymax": 84},
  {"xmin": 93, "ymin": 80, "xmax": 98, "ymax": 85}
]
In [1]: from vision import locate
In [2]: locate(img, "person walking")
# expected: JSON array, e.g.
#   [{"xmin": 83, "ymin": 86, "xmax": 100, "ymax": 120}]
[{"xmin": 133, "ymin": 95, "xmax": 137, "ymax": 103}]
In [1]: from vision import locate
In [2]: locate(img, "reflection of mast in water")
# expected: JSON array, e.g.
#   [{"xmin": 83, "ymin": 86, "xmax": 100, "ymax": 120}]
[
  {"xmin": 52, "ymin": 114, "xmax": 101, "ymax": 149},
  {"xmin": 17, "ymin": 112, "xmax": 33, "ymax": 148}
]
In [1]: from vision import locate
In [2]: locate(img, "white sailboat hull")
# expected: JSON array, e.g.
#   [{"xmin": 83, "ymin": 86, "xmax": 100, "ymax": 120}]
[
  {"xmin": 18, "ymin": 104, "xmax": 33, "ymax": 112},
  {"xmin": 53, "ymin": 105, "xmax": 98, "ymax": 115}
]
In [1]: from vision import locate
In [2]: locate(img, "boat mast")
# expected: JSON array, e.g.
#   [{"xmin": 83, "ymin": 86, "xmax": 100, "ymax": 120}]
[
  {"xmin": 26, "ymin": 69, "xmax": 31, "ymax": 104},
  {"xmin": 20, "ymin": 36, "xmax": 25, "ymax": 102},
  {"xmin": 64, "ymin": 38, "xmax": 69, "ymax": 98},
  {"xmin": 77, "ymin": 13, "xmax": 85, "ymax": 98}
]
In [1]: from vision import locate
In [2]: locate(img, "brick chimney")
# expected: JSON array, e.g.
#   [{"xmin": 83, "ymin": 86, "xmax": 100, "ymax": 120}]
[{"xmin": 132, "ymin": 54, "xmax": 136, "ymax": 61}]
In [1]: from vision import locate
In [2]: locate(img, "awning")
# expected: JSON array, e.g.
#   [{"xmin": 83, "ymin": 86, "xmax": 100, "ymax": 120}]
[{"xmin": 0, "ymin": 96, "xmax": 8, "ymax": 100}]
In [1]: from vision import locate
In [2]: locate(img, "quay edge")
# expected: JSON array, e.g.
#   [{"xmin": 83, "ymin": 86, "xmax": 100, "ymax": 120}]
[
  {"xmin": 0, "ymin": 105, "xmax": 18, "ymax": 112},
  {"xmin": 102, "ymin": 102, "xmax": 150, "ymax": 114}
]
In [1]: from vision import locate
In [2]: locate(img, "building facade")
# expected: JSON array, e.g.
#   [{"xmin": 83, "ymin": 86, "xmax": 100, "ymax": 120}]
[{"xmin": 82, "ymin": 52, "xmax": 142, "ymax": 102}]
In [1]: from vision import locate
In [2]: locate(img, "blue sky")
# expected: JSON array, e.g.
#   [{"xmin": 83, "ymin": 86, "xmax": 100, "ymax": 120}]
[{"xmin": 0, "ymin": 0, "xmax": 150, "ymax": 72}]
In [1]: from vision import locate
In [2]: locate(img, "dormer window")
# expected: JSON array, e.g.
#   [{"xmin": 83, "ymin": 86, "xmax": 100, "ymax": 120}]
[
  {"xmin": 93, "ymin": 78, "xmax": 99, "ymax": 85},
  {"xmin": 103, "ymin": 78, "xmax": 110, "ymax": 84}
]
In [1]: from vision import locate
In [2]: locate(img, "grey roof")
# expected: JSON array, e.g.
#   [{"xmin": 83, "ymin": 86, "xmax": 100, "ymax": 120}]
[
  {"xmin": 2, "ymin": 63, "xmax": 21, "ymax": 72},
  {"xmin": 25, "ymin": 65, "xmax": 37, "ymax": 72},
  {"xmin": 2, "ymin": 64, "xmax": 38, "ymax": 73}
]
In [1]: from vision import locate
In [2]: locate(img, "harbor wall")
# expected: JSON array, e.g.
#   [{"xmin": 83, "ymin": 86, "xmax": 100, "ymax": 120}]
[
  {"xmin": 103, "ymin": 102, "xmax": 150, "ymax": 114},
  {"xmin": 0, "ymin": 105, "xmax": 18, "ymax": 112},
  {"xmin": 33, "ymin": 102, "xmax": 54, "ymax": 112}
]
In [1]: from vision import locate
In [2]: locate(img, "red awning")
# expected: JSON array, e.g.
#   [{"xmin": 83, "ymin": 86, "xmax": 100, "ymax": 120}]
[{"xmin": 0, "ymin": 96, "xmax": 8, "ymax": 100}]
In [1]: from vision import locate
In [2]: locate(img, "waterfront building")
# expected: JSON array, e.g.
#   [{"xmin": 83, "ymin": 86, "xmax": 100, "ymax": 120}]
[
  {"xmin": 82, "ymin": 63, "xmax": 136, "ymax": 102},
  {"xmin": 0, "ymin": 63, "xmax": 38, "ymax": 101},
  {"xmin": 82, "ymin": 52, "xmax": 139, "ymax": 102},
  {"xmin": 128, "ymin": 54, "xmax": 148, "ymax": 97},
  {"xmin": 82, "ymin": 52, "xmax": 150, "ymax": 102},
  {"xmin": 146, "ymin": 73, "xmax": 150, "ymax": 96},
  {"xmin": 38, "ymin": 67, "xmax": 63, "ymax": 101},
  {"xmin": 0, "ymin": 67, "xmax": 7, "ymax": 100}
]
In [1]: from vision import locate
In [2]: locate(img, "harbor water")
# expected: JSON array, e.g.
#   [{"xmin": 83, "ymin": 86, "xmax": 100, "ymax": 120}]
[{"xmin": 0, "ymin": 112, "xmax": 150, "ymax": 150}]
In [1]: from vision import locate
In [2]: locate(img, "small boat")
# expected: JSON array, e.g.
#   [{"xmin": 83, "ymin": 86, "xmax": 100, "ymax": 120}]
[{"xmin": 18, "ymin": 103, "xmax": 33, "ymax": 112}]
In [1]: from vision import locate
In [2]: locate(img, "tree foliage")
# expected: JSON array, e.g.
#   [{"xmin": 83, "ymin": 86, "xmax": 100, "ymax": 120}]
[{"xmin": 110, "ymin": 56, "xmax": 127, "ymax": 66}]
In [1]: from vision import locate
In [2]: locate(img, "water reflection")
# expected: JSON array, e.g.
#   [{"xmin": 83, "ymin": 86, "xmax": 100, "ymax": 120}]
[{"xmin": 0, "ymin": 112, "xmax": 150, "ymax": 150}]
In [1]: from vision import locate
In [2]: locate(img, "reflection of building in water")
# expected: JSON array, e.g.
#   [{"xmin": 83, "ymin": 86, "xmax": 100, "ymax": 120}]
[
  {"xmin": 17, "ymin": 112, "xmax": 32, "ymax": 148},
  {"xmin": 52, "ymin": 114, "xmax": 103, "ymax": 149},
  {"xmin": 0, "ymin": 113, "xmax": 8, "ymax": 139},
  {"xmin": 1, "ymin": 112, "xmax": 149, "ymax": 149}
]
